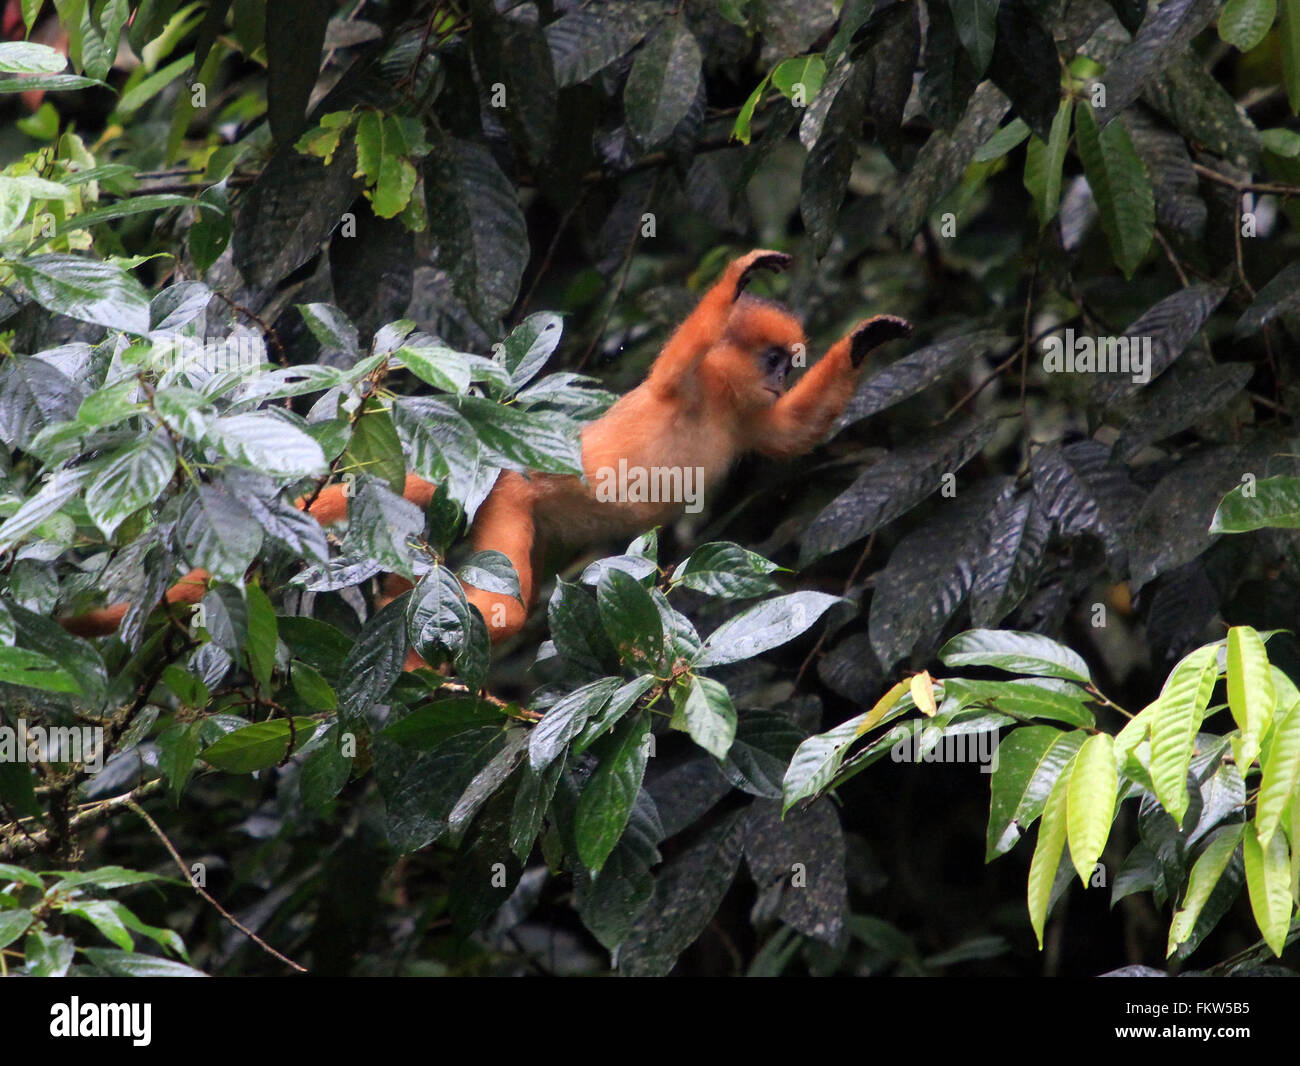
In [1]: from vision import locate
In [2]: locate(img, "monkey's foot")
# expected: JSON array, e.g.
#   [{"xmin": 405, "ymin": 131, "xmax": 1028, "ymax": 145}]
[
  {"xmin": 733, "ymin": 250, "xmax": 793, "ymax": 299},
  {"xmin": 849, "ymin": 314, "xmax": 912, "ymax": 367}
]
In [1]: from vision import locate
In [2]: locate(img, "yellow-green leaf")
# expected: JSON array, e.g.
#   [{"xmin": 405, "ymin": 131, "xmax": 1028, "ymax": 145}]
[
  {"xmin": 1150, "ymin": 644, "xmax": 1220, "ymax": 826},
  {"xmin": 1256, "ymin": 697, "xmax": 1300, "ymax": 846},
  {"xmin": 1242, "ymin": 822, "xmax": 1294, "ymax": 956},
  {"xmin": 1028, "ymin": 764, "xmax": 1071, "ymax": 949},
  {"xmin": 1066, "ymin": 733, "xmax": 1117, "ymax": 884},
  {"xmin": 1226, "ymin": 624, "xmax": 1274, "ymax": 768},
  {"xmin": 856, "ymin": 679, "xmax": 909, "ymax": 736}
]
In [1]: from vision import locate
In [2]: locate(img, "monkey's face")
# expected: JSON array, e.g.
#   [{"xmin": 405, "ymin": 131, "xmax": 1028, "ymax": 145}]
[{"xmin": 757, "ymin": 344, "xmax": 793, "ymax": 402}]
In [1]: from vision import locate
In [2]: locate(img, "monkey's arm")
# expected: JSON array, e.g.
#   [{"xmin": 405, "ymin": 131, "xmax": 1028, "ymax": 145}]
[
  {"xmin": 753, "ymin": 315, "xmax": 911, "ymax": 459},
  {"xmin": 647, "ymin": 249, "xmax": 791, "ymax": 398}
]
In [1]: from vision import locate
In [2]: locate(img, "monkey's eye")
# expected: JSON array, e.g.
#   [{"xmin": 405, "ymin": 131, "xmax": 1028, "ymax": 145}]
[{"xmin": 763, "ymin": 347, "xmax": 787, "ymax": 371}]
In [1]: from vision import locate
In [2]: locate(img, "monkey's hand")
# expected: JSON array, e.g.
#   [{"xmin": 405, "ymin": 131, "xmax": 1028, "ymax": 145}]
[
  {"xmin": 848, "ymin": 314, "xmax": 912, "ymax": 368},
  {"xmin": 729, "ymin": 249, "xmax": 793, "ymax": 300}
]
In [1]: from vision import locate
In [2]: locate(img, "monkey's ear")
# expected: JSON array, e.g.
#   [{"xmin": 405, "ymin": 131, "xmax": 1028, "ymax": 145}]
[
  {"xmin": 735, "ymin": 251, "xmax": 793, "ymax": 299},
  {"xmin": 849, "ymin": 314, "xmax": 912, "ymax": 367}
]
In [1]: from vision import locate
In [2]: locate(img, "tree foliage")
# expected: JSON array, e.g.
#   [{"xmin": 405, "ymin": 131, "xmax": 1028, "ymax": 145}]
[{"xmin": 0, "ymin": 0, "xmax": 1298, "ymax": 976}]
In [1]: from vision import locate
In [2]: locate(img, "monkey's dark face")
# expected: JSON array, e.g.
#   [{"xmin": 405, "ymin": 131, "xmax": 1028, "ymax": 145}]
[{"xmin": 757, "ymin": 344, "xmax": 792, "ymax": 401}]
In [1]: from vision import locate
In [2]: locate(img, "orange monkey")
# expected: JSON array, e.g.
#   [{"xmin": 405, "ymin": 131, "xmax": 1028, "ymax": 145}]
[{"xmin": 61, "ymin": 250, "xmax": 910, "ymax": 652}]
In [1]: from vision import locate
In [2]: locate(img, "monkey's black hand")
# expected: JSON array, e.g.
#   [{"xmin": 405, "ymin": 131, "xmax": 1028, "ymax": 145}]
[
  {"xmin": 849, "ymin": 314, "xmax": 912, "ymax": 367},
  {"xmin": 734, "ymin": 251, "xmax": 793, "ymax": 300}
]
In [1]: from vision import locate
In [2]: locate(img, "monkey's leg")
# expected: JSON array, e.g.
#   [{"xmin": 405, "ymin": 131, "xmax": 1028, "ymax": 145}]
[{"xmin": 462, "ymin": 471, "xmax": 538, "ymax": 643}]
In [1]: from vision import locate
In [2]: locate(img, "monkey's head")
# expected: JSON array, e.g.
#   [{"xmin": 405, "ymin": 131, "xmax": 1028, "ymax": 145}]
[{"xmin": 717, "ymin": 296, "xmax": 805, "ymax": 409}]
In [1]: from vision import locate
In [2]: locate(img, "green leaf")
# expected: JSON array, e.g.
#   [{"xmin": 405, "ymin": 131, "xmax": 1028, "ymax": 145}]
[
  {"xmin": 0, "ymin": 909, "xmax": 33, "ymax": 949},
  {"xmin": 456, "ymin": 396, "xmax": 583, "ymax": 475},
  {"xmin": 1168, "ymin": 824, "xmax": 1244, "ymax": 955},
  {"xmin": 0, "ymin": 469, "xmax": 90, "ymax": 552},
  {"xmin": 190, "ymin": 180, "xmax": 231, "ymax": 273},
  {"xmin": 1284, "ymin": 0, "xmax": 1300, "ymax": 113},
  {"xmin": 782, "ymin": 711, "xmax": 872, "ymax": 814},
  {"xmin": 0, "ymin": 41, "xmax": 65, "ymax": 74},
  {"xmin": 395, "ymin": 344, "xmax": 471, "ymax": 395},
  {"xmin": 670, "ymin": 541, "xmax": 782, "ymax": 599},
  {"xmin": 84, "ymin": 433, "xmax": 175, "ymax": 537},
  {"xmin": 1074, "ymin": 103, "xmax": 1154, "ymax": 278},
  {"xmin": 156, "ymin": 721, "xmax": 202, "ymax": 804},
  {"xmin": 671, "ymin": 675, "xmax": 737, "ymax": 760},
  {"xmin": 31, "ymin": 194, "xmax": 219, "ymax": 249},
  {"xmin": 1066, "ymin": 733, "xmax": 1117, "ymax": 884},
  {"xmin": 575, "ymin": 675, "xmax": 657, "ymax": 754},
  {"xmin": 732, "ymin": 71, "xmax": 771, "ymax": 144},
  {"xmin": 380, "ymin": 697, "xmax": 505, "ymax": 749},
  {"xmin": 1242, "ymin": 823, "xmax": 1293, "ymax": 955},
  {"xmin": 344, "ymin": 397, "xmax": 406, "ymax": 493},
  {"xmin": 1150, "ymin": 644, "xmax": 1220, "ymax": 825},
  {"xmin": 62, "ymin": 900, "xmax": 133, "ymax": 951},
  {"xmin": 80, "ymin": 948, "xmax": 206, "ymax": 977},
  {"xmin": 939, "ymin": 629, "xmax": 1092, "ymax": 683},
  {"xmin": 1256, "ymin": 697, "xmax": 1300, "ymax": 846},
  {"xmin": 177, "ymin": 485, "xmax": 262, "ymax": 583},
  {"xmin": 0, "ymin": 74, "xmax": 104, "ymax": 94},
  {"xmin": 597, "ymin": 568, "xmax": 664, "ymax": 671},
  {"xmin": 510, "ymin": 756, "xmax": 566, "ymax": 862},
  {"xmin": 624, "ymin": 19, "xmax": 702, "ymax": 148},
  {"xmin": 694, "ymin": 592, "xmax": 840, "ymax": 668},
  {"xmin": 1219, "ymin": 0, "xmax": 1277, "ymax": 51},
  {"xmin": 1027, "ymin": 765, "xmax": 1071, "ymax": 949},
  {"xmin": 498, "ymin": 312, "xmax": 563, "ymax": 390},
  {"xmin": 949, "ymin": 0, "xmax": 999, "ymax": 74},
  {"xmin": 9, "ymin": 255, "xmax": 150, "ymax": 334},
  {"xmin": 771, "ymin": 55, "xmax": 826, "ymax": 103},
  {"xmin": 51, "ymin": 866, "xmax": 169, "ymax": 890},
  {"xmin": 942, "ymin": 677, "xmax": 1096, "ymax": 727},
  {"xmin": 244, "ymin": 584, "xmax": 277, "ymax": 687},
  {"xmin": 289, "ymin": 660, "xmax": 336, "ymax": 712},
  {"xmin": 297, "ymin": 302, "xmax": 359, "ymax": 357},
  {"xmin": 974, "ymin": 117, "xmax": 1030, "ymax": 161},
  {"xmin": 576, "ymin": 713, "xmax": 651, "ymax": 871},
  {"xmin": 0, "ymin": 645, "xmax": 80, "ymax": 693},
  {"xmin": 0, "ymin": 863, "xmax": 45, "ymax": 888},
  {"xmin": 202, "ymin": 718, "xmax": 319, "ymax": 773},
  {"xmin": 986, "ymin": 726, "xmax": 1087, "ymax": 860},
  {"xmin": 1226, "ymin": 624, "xmax": 1275, "ymax": 769},
  {"xmin": 1211, "ymin": 475, "xmax": 1300, "ymax": 532},
  {"xmin": 207, "ymin": 412, "xmax": 328, "ymax": 478},
  {"xmin": 529, "ymin": 677, "xmax": 622, "ymax": 772},
  {"xmin": 1023, "ymin": 98, "xmax": 1071, "ymax": 227}
]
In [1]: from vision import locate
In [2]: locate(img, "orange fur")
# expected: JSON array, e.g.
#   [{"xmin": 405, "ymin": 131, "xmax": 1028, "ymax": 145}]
[{"xmin": 58, "ymin": 251, "xmax": 910, "ymax": 666}]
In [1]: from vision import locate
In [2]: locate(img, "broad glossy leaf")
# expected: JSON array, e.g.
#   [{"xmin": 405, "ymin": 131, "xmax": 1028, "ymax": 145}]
[
  {"xmin": 695, "ymin": 592, "xmax": 839, "ymax": 668},
  {"xmin": 939, "ymin": 629, "xmax": 1092, "ymax": 683},
  {"xmin": 10, "ymin": 255, "xmax": 149, "ymax": 334},
  {"xmin": 202, "ymin": 718, "xmax": 318, "ymax": 773}
]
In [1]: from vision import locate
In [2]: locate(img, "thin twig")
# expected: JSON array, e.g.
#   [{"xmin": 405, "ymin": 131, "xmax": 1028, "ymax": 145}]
[
  {"xmin": 1192, "ymin": 162, "xmax": 1300, "ymax": 198},
  {"xmin": 1152, "ymin": 228, "xmax": 1189, "ymax": 288},
  {"xmin": 212, "ymin": 290, "xmax": 287, "ymax": 366},
  {"xmin": 125, "ymin": 798, "xmax": 307, "ymax": 973}
]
